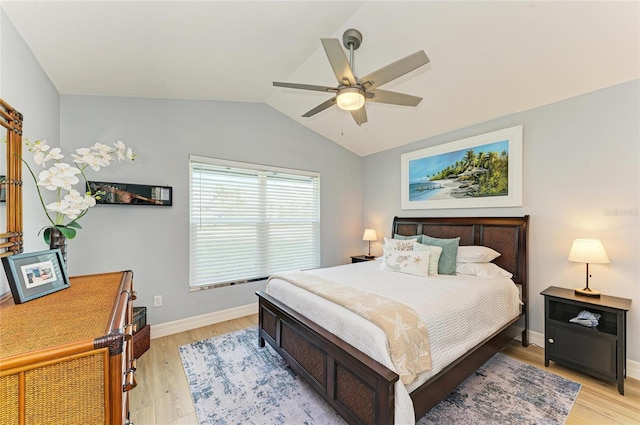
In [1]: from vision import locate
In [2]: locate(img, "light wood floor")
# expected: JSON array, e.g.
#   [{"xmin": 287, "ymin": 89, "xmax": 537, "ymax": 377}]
[{"xmin": 130, "ymin": 315, "xmax": 639, "ymax": 424}]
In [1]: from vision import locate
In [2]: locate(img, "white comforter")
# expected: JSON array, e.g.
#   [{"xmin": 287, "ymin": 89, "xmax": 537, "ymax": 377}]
[{"xmin": 266, "ymin": 260, "xmax": 521, "ymax": 425}]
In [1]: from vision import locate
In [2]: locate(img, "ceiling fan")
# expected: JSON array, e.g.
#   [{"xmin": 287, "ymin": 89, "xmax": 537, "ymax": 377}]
[{"xmin": 273, "ymin": 29, "xmax": 430, "ymax": 126}]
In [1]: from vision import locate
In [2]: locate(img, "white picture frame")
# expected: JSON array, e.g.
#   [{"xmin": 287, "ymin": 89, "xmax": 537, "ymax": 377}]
[{"xmin": 401, "ymin": 125, "xmax": 523, "ymax": 210}]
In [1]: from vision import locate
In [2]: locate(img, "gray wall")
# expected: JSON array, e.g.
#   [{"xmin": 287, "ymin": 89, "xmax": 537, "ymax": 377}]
[
  {"xmin": 1, "ymin": 10, "xmax": 60, "ymax": 294},
  {"xmin": 362, "ymin": 79, "xmax": 640, "ymax": 364},
  {"xmin": 58, "ymin": 95, "xmax": 362, "ymax": 325}
]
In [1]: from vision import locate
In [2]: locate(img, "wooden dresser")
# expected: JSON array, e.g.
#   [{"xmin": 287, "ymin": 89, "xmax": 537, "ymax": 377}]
[{"xmin": 0, "ymin": 270, "xmax": 137, "ymax": 425}]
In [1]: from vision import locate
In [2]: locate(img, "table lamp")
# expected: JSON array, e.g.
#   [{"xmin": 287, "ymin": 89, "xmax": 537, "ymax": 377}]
[
  {"xmin": 362, "ymin": 229, "xmax": 377, "ymax": 258},
  {"xmin": 568, "ymin": 238, "xmax": 610, "ymax": 297}
]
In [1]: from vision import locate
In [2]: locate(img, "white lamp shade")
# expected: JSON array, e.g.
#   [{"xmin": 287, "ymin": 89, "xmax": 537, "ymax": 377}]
[
  {"xmin": 568, "ymin": 239, "xmax": 610, "ymax": 264},
  {"xmin": 362, "ymin": 229, "xmax": 377, "ymax": 241},
  {"xmin": 336, "ymin": 88, "xmax": 365, "ymax": 111}
]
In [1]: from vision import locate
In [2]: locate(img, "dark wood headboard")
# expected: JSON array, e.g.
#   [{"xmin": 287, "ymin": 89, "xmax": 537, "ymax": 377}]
[{"xmin": 392, "ymin": 215, "xmax": 529, "ymax": 304}]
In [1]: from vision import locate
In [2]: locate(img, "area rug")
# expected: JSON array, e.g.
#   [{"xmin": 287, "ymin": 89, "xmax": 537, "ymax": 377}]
[{"xmin": 179, "ymin": 327, "xmax": 581, "ymax": 425}]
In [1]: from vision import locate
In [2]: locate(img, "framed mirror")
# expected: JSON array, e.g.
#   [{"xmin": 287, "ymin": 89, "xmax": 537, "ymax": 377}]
[{"xmin": 0, "ymin": 98, "xmax": 24, "ymax": 259}]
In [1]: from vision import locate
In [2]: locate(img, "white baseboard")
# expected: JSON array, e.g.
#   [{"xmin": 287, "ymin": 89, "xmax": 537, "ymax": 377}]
[
  {"xmin": 525, "ymin": 329, "xmax": 639, "ymax": 380},
  {"xmin": 150, "ymin": 303, "xmax": 258, "ymax": 339}
]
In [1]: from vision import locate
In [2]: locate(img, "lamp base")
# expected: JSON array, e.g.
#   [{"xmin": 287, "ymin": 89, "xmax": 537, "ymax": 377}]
[
  {"xmin": 574, "ymin": 287, "xmax": 601, "ymax": 298},
  {"xmin": 364, "ymin": 254, "xmax": 375, "ymax": 259}
]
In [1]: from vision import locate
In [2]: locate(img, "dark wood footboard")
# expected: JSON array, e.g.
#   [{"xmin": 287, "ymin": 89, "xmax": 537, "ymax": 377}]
[{"xmin": 257, "ymin": 290, "xmax": 398, "ymax": 425}]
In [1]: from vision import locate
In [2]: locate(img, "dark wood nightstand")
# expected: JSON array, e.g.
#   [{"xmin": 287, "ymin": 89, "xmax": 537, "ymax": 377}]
[
  {"xmin": 541, "ymin": 286, "xmax": 631, "ymax": 395},
  {"xmin": 350, "ymin": 255, "xmax": 376, "ymax": 263}
]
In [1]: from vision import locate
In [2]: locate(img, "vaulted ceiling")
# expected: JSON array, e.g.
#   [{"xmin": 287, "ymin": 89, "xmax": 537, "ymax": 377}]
[{"xmin": 2, "ymin": 1, "xmax": 638, "ymax": 156}]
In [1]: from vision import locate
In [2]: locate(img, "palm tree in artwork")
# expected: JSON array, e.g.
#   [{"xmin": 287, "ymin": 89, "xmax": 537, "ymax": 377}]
[
  {"xmin": 462, "ymin": 150, "xmax": 477, "ymax": 170},
  {"xmin": 477, "ymin": 152, "xmax": 490, "ymax": 170}
]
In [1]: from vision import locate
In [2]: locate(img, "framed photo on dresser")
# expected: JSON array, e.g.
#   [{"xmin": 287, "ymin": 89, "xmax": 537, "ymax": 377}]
[{"xmin": 1, "ymin": 249, "xmax": 70, "ymax": 304}]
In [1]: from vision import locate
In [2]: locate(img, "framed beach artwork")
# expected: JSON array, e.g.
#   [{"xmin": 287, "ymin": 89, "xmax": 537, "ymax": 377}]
[{"xmin": 401, "ymin": 125, "xmax": 523, "ymax": 209}]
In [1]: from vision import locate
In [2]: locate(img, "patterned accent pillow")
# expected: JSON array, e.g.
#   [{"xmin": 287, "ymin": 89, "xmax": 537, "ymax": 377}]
[
  {"xmin": 413, "ymin": 243, "xmax": 443, "ymax": 275},
  {"xmin": 381, "ymin": 247, "xmax": 431, "ymax": 277},
  {"xmin": 383, "ymin": 236, "xmax": 416, "ymax": 251}
]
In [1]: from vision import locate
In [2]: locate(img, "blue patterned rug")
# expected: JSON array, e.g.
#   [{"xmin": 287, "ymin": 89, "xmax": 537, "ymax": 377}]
[{"xmin": 179, "ymin": 327, "xmax": 581, "ymax": 425}]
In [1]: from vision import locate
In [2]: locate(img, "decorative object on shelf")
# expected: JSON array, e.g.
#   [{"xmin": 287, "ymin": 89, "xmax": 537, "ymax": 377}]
[
  {"xmin": 1, "ymin": 249, "xmax": 70, "ymax": 304},
  {"xmin": 362, "ymin": 228, "xmax": 377, "ymax": 258},
  {"xmin": 21, "ymin": 139, "xmax": 136, "ymax": 248},
  {"xmin": 568, "ymin": 238, "xmax": 610, "ymax": 297},
  {"xmin": 569, "ymin": 310, "xmax": 601, "ymax": 327},
  {"xmin": 88, "ymin": 181, "xmax": 172, "ymax": 206}
]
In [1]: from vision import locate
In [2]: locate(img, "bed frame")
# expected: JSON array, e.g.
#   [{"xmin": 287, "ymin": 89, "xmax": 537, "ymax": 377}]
[{"xmin": 256, "ymin": 216, "xmax": 529, "ymax": 425}]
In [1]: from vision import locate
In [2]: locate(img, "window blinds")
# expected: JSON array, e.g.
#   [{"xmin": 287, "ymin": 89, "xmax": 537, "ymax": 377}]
[{"xmin": 189, "ymin": 156, "xmax": 320, "ymax": 288}]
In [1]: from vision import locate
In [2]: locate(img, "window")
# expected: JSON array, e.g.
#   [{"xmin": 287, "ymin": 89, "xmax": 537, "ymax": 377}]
[{"xmin": 189, "ymin": 156, "xmax": 320, "ymax": 289}]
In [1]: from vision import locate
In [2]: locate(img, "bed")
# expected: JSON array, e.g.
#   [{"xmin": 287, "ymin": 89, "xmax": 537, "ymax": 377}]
[{"xmin": 256, "ymin": 216, "xmax": 529, "ymax": 425}]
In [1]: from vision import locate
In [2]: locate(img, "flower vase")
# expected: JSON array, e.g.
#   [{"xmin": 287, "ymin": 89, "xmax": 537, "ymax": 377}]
[{"xmin": 49, "ymin": 227, "xmax": 68, "ymax": 264}]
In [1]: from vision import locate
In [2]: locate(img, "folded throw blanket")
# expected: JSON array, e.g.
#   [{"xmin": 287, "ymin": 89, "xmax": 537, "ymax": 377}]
[{"xmin": 268, "ymin": 271, "xmax": 432, "ymax": 385}]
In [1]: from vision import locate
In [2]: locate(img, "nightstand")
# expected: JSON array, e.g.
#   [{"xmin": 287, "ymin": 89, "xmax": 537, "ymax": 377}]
[
  {"xmin": 541, "ymin": 286, "xmax": 631, "ymax": 395},
  {"xmin": 350, "ymin": 255, "xmax": 376, "ymax": 263}
]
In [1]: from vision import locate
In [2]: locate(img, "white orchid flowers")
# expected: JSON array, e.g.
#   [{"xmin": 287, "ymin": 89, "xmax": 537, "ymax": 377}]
[{"xmin": 23, "ymin": 139, "xmax": 135, "ymax": 240}]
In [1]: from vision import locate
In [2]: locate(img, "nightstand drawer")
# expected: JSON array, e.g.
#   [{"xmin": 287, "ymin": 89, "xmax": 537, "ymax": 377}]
[{"xmin": 548, "ymin": 323, "xmax": 616, "ymax": 379}]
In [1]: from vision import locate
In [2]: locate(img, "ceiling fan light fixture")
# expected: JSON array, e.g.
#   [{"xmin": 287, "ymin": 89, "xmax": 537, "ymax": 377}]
[{"xmin": 336, "ymin": 87, "xmax": 365, "ymax": 111}]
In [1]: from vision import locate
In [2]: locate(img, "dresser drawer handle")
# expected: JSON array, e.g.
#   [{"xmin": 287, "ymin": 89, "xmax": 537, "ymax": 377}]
[
  {"xmin": 548, "ymin": 338, "xmax": 554, "ymax": 344},
  {"xmin": 123, "ymin": 370, "xmax": 137, "ymax": 392}
]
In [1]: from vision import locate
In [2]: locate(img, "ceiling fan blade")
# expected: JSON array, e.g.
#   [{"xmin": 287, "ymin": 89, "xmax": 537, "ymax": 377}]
[
  {"xmin": 367, "ymin": 89, "xmax": 423, "ymax": 107},
  {"xmin": 273, "ymin": 82, "xmax": 338, "ymax": 93},
  {"xmin": 321, "ymin": 38, "xmax": 357, "ymax": 86},
  {"xmin": 302, "ymin": 97, "xmax": 337, "ymax": 117},
  {"xmin": 350, "ymin": 106, "xmax": 367, "ymax": 126},
  {"xmin": 360, "ymin": 50, "xmax": 429, "ymax": 91}
]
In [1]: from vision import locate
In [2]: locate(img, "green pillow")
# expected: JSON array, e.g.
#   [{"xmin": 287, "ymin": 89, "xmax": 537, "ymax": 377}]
[
  {"xmin": 421, "ymin": 235, "xmax": 460, "ymax": 275},
  {"xmin": 393, "ymin": 233, "xmax": 423, "ymax": 244}
]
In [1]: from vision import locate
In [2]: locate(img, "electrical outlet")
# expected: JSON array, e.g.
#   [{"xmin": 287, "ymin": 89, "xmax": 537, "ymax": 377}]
[{"xmin": 153, "ymin": 295, "xmax": 162, "ymax": 307}]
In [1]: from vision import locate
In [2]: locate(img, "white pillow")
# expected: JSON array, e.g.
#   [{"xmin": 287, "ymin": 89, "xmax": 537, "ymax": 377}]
[
  {"xmin": 381, "ymin": 248, "xmax": 431, "ymax": 277},
  {"xmin": 413, "ymin": 243, "xmax": 443, "ymax": 276},
  {"xmin": 383, "ymin": 236, "xmax": 416, "ymax": 252},
  {"xmin": 456, "ymin": 246, "xmax": 500, "ymax": 263},
  {"xmin": 456, "ymin": 262, "xmax": 512, "ymax": 279}
]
